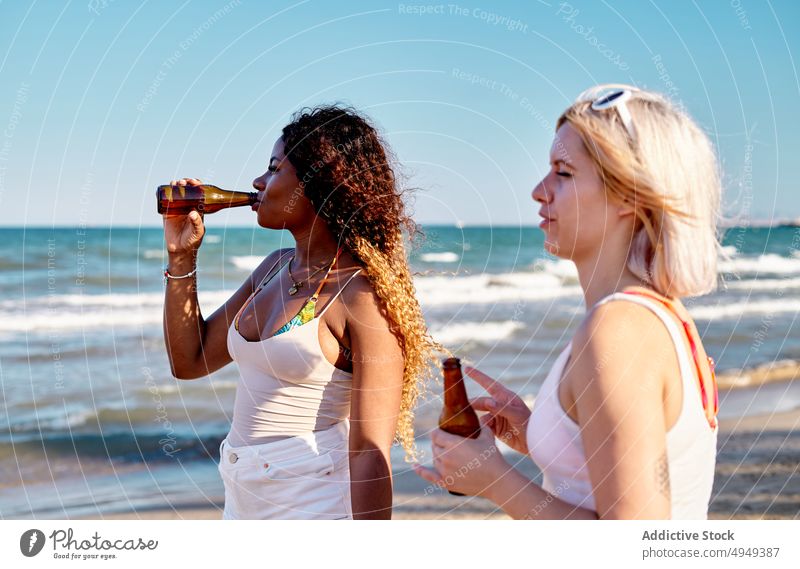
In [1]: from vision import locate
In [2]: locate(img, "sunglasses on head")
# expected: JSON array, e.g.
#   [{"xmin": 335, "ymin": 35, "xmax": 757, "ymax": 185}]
[{"xmin": 578, "ymin": 85, "xmax": 639, "ymax": 142}]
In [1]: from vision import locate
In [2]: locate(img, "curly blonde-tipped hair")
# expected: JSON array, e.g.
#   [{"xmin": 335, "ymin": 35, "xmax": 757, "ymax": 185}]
[
  {"xmin": 559, "ymin": 85, "xmax": 722, "ymax": 298},
  {"xmin": 281, "ymin": 105, "xmax": 441, "ymax": 460}
]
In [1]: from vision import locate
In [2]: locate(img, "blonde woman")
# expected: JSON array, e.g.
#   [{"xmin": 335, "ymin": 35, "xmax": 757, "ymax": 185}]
[
  {"xmin": 163, "ymin": 105, "xmax": 437, "ymax": 519},
  {"xmin": 415, "ymin": 85, "xmax": 721, "ymax": 519}
]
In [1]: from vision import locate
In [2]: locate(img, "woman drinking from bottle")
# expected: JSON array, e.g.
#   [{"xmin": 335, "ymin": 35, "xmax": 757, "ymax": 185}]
[
  {"xmin": 414, "ymin": 85, "xmax": 721, "ymax": 520},
  {"xmin": 163, "ymin": 105, "xmax": 438, "ymax": 520}
]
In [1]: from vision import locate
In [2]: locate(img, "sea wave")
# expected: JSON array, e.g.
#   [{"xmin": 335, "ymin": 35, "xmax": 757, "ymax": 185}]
[
  {"xmin": 430, "ymin": 320, "xmax": 525, "ymax": 345},
  {"xmin": 5, "ymin": 259, "xmax": 800, "ymax": 332},
  {"xmin": 11, "ymin": 409, "xmax": 99, "ymax": 432},
  {"xmin": 415, "ymin": 272, "xmax": 582, "ymax": 306},
  {"xmin": 0, "ymin": 264, "xmax": 585, "ymax": 332},
  {"xmin": 724, "ymin": 277, "xmax": 800, "ymax": 291},
  {"xmin": 689, "ymin": 299, "xmax": 800, "ymax": 320},
  {"xmin": 0, "ymin": 290, "xmax": 235, "ymax": 332},
  {"xmin": 0, "ymin": 290, "xmax": 234, "ymax": 309},
  {"xmin": 420, "ymin": 252, "xmax": 460, "ymax": 263},
  {"xmin": 142, "ymin": 249, "xmax": 164, "ymax": 259},
  {"xmin": 534, "ymin": 258, "xmax": 579, "ymax": 280},
  {"xmin": 0, "ymin": 431, "xmax": 224, "ymax": 463},
  {"xmin": 230, "ymin": 255, "xmax": 263, "ymax": 271},
  {"xmin": 718, "ymin": 254, "xmax": 800, "ymax": 276},
  {"xmin": 8, "ymin": 401, "xmax": 226, "ymax": 434},
  {"xmin": 716, "ymin": 359, "xmax": 800, "ymax": 389}
]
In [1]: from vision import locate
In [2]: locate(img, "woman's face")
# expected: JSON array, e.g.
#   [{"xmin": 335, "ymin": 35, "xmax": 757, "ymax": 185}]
[
  {"xmin": 531, "ymin": 122, "xmax": 623, "ymax": 261},
  {"xmin": 252, "ymin": 137, "xmax": 317, "ymax": 229}
]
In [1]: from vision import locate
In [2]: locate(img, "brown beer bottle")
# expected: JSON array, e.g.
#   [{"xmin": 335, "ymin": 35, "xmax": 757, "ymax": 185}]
[
  {"xmin": 156, "ymin": 184, "xmax": 257, "ymax": 215},
  {"xmin": 439, "ymin": 357, "xmax": 481, "ymax": 496}
]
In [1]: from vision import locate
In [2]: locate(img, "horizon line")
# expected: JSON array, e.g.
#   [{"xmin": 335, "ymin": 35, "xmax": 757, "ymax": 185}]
[
  {"xmin": 1, "ymin": 223, "xmax": 542, "ymax": 229},
  {"xmin": 1, "ymin": 221, "xmax": 797, "ymax": 230}
]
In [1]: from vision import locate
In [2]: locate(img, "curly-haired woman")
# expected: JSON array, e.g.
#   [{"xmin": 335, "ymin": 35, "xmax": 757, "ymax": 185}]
[
  {"xmin": 162, "ymin": 106, "xmax": 438, "ymax": 520},
  {"xmin": 415, "ymin": 85, "xmax": 721, "ymax": 519}
]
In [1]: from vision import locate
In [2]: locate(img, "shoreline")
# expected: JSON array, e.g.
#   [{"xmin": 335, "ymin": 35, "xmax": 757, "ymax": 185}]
[
  {"xmin": 70, "ymin": 406, "xmax": 799, "ymax": 521},
  {"xmin": 716, "ymin": 361, "xmax": 800, "ymax": 390}
]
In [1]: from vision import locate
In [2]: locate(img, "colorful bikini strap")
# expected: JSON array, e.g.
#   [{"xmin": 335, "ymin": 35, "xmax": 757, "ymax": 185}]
[{"xmin": 622, "ymin": 289, "xmax": 719, "ymax": 430}]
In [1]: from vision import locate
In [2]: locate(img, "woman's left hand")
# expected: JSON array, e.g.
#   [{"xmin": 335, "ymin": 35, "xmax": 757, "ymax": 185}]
[{"xmin": 413, "ymin": 416, "xmax": 510, "ymax": 498}]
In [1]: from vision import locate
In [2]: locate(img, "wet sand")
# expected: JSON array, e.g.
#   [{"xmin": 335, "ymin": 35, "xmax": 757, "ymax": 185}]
[{"xmin": 81, "ymin": 406, "xmax": 800, "ymax": 521}]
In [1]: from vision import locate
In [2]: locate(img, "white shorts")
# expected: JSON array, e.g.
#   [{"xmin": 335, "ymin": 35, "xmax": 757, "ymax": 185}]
[{"xmin": 218, "ymin": 420, "xmax": 352, "ymax": 520}]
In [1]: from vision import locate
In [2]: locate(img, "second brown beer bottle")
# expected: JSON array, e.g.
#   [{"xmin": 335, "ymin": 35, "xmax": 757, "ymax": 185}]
[
  {"xmin": 439, "ymin": 357, "xmax": 482, "ymax": 496},
  {"xmin": 156, "ymin": 184, "xmax": 257, "ymax": 215}
]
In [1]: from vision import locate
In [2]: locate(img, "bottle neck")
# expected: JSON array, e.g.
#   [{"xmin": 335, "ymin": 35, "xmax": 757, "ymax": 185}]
[
  {"xmin": 443, "ymin": 370, "xmax": 470, "ymax": 409},
  {"xmin": 202, "ymin": 186, "xmax": 258, "ymax": 211}
]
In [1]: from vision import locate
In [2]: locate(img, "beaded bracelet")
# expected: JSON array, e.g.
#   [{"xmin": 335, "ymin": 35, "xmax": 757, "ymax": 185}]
[{"xmin": 163, "ymin": 266, "xmax": 197, "ymax": 285}]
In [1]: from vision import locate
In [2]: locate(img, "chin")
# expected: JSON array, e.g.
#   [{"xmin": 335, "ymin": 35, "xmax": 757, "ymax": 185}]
[
  {"xmin": 257, "ymin": 209, "xmax": 281, "ymax": 230},
  {"xmin": 543, "ymin": 240, "xmax": 561, "ymax": 256}
]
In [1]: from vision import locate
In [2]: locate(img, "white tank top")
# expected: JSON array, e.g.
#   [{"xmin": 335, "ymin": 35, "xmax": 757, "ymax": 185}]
[
  {"xmin": 225, "ymin": 263, "xmax": 362, "ymax": 447},
  {"xmin": 527, "ymin": 292, "xmax": 718, "ymax": 519}
]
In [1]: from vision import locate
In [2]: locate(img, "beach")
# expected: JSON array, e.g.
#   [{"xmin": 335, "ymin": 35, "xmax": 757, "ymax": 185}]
[
  {"xmin": 710, "ymin": 408, "xmax": 800, "ymax": 520},
  {"xmin": 69, "ymin": 405, "xmax": 799, "ymax": 521},
  {"xmin": 1, "ymin": 225, "xmax": 799, "ymax": 520}
]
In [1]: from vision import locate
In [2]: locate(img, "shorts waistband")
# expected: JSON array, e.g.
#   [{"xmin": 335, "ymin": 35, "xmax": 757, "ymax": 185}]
[{"xmin": 220, "ymin": 420, "xmax": 349, "ymax": 465}]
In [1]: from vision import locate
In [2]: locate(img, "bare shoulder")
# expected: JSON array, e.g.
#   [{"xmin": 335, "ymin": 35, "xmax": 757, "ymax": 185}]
[
  {"xmin": 339, "ymin": 269, "xmax": 380, "ymax": 306},
  {"xmin": 578, "ymin": 298, "xmax": 670, "ymax": 343},
  {"xmin": 338, "ymin": 270, "xmax": 393, "ymax": 329},
  {"xmin": 248, "ymin": 248, "xmax": 293, "ymax": 286},
  {"xmin": 558, "ymin": 298, "xmax": 678, "ymax": 430},
  {"xmin": 569, "ymin": 298, "xmax": 675, "ymax": 388}
]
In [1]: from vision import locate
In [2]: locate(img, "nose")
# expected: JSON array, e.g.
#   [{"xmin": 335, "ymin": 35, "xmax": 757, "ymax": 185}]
[
  {"xmin": 532, "ymin": 176, "xmax": 551, "ymax": 205},
  {"xmin": 252, "ymin": 173, "xmax": 267, "ymax": 192}
]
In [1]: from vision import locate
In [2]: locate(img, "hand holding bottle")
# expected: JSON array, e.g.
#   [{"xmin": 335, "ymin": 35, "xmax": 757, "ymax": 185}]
[
  {"xmin": 162, "ymin": 178, "xmax": 206, "ymax": 255},
  {"xmin": 464, "ymin": 365, "xmax": 532, "ymax": 456}
]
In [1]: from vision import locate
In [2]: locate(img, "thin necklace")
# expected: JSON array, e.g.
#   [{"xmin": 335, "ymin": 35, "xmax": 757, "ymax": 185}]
[{"xmin": 287, "ymin": 255, "xmax": 333, "ymax": 296}]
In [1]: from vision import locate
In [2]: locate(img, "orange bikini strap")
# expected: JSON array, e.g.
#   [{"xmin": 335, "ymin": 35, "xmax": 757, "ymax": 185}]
[
  {"xmin": 309, "ymin": 247, "xmax": 343, "ymax": 303},
  {"xmin": 622, "ymin": 289, "xmax": 719, "ymax": 429}
]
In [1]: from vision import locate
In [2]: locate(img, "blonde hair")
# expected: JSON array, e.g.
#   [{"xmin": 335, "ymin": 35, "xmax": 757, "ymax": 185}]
[
  {"xmin": 352, "ymin": 235, "xmax": 441, "ymax": 461},
  {"xmin": 558, "ymin": 85, "xmax": 722, "ymax": 298}
]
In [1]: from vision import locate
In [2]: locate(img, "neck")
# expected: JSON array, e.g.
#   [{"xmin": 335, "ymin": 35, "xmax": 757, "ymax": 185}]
[
  {"xmin": 290, "ymin": 220, "xmax": 341, "ymax": 269},
  {"xmin": 573, "ymin": 232, "xmax": 650, "ymax": 309}
]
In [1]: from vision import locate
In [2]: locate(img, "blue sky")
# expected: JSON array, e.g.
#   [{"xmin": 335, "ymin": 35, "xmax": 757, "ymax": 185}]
[{"xmin": 1, "ymin": 0, "xmax": 797, "ymax": 227}]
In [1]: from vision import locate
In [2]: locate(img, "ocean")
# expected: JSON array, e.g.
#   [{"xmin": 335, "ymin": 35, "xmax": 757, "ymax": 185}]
[{"xmin": 1, "ymin": 224, "xmax": 799, "ymax": 518}]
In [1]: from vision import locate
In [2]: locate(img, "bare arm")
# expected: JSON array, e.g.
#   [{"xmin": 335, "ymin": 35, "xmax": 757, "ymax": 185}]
[
  {"xmin": 163, "ymin": 242, "xmax": 205, "ymax": 380},
  {"xmin": 162, "ymin": 177, "xmax": 289, "ymax": 379},
  {"xmin": 486, "ymin": 463, "xmax": 599, "ymax": 520},
  {"xmin": 564, "ymin": 300, "xmax": 672, "ymax": 519},
  {"xmin": 163, "ymin": 246, "xmax": 286, "ymax": 379},
  {"xmin": 345, "ymin": 277, "xmax": 405, "ymax": 519}
]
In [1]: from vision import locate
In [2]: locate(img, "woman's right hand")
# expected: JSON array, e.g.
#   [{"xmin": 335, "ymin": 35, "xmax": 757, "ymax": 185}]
[
  {"xmin": 163, "ymin": 178, "xmax": 205, "ymax": 255},
  {"xmin": 465, "ymin": 365, "xmax": 532, "ymax": 456}
]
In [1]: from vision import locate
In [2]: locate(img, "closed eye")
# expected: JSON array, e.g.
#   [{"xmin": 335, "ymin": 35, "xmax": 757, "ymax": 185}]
[{"xmin": 556, "ymin": 171, "xmax": 572, "ymax": 178}]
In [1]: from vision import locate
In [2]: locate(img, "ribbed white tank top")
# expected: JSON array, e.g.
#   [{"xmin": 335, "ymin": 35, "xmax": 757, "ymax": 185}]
[
  {"xmin": 225, "ymin": 267, "xmax": 362, "ymax": 446},
  {"xmin": 527, "ymin": 292, "xmax": 718, "ymax": 519}
]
